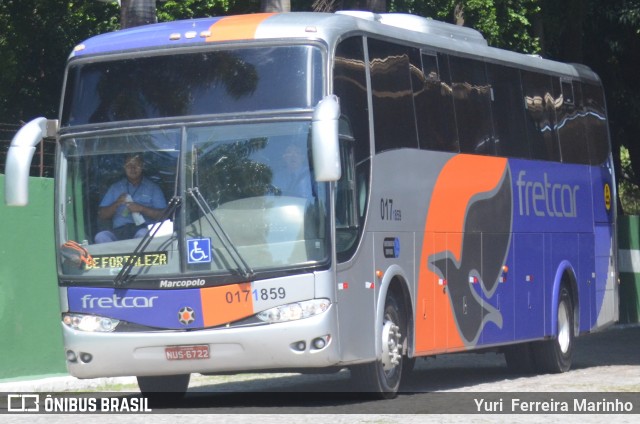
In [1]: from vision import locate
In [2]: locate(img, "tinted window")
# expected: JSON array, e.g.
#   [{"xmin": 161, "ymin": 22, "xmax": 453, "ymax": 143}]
[
  {"xmin": 414, "ymin": 53, "xmax": 458, "ymax": 152},
  {"xmin": 334, "ymin": 37, "xmax": 371, "ymax": 165},
  {"xmin": 582, "ymin": 82, "xmax": 610, "ymax": 165},
  {"xmin": 334, "ymin": 36, "xmax": 371, "ymax": 262},
  {"xmin": 522, "ymin": 71, "xmax": 560, "ymax": 161},
  {"xmin": 368, "ymin": 38, "xmax": 419, "ymax": 153},
  {"xmin": 62, "ymin": 46, "xmax": 323, "ymax": 126},
  {"xmin": 486, "ymin": 64, "xmax": 530, "ymax": 158},
  {"xmin": 449, "ymin": 56, "xmax": 495, "ymax": 155},
  {"xmin": 557, "ymin": 79, "xmax": 589, "ymax": 164}
]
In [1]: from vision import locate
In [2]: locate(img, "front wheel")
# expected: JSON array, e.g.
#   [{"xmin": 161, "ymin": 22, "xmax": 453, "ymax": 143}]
[
  {"xmin": 350, "ymin": 293, "xmax": 406, "ymax": 398},
  {"xmin": 533, "ymin": 286, "xmax": 574, "ymax": 373}
]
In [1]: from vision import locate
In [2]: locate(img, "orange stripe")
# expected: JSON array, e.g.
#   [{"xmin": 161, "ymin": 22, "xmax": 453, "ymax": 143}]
[
  {"xmin": 201, "ymin": 282, "xmax": 254, "ymax": 327},
  {"xmin": 415, "ymin": 155, "xmax": 508, "ymax": 353},
  {"xmin": 206, "ymin": 13, "xmax": 274, "ymax": 42},
  {"xmin": 426, "ymin": 155, "xmax": 508, "ymax": 242}
]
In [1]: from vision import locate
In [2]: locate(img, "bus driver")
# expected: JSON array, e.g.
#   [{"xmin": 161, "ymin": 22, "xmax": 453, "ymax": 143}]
[{"xmin": 94, "ymin": 154, "xmax": 167, "ymax": 243}]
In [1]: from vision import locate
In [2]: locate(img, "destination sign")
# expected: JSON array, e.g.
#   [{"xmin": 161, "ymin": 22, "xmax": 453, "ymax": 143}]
[{"xmin": 86, "ymin": 251, "xmax": 168, "ymax": 269}]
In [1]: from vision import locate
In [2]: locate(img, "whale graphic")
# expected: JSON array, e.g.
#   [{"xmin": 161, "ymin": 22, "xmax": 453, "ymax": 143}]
[
  {"xmin": 416, "ymin": 155, "xmax": 513, "ymax": 351},
  {"xmin": 428, "ymin": 165, "xmax": 512, "ymax": 345}
]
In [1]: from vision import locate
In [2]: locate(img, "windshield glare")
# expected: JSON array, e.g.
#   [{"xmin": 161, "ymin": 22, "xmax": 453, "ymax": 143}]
[
  {"xmin": 58, "ymin": 122, "xmax": 329, "ymax": 280},
  {"xmin": 62, "ymin": 45, "xmax": 323, "ymax": 127},
  {"xmin": 186, "ymin": 121, "xmax": 328, "ymax": 272}
]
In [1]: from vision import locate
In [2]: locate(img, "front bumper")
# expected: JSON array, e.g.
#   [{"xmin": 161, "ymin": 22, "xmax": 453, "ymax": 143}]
[{"xmin": 63, "ymin": 306, "xmax": 340, "ymax": 378}]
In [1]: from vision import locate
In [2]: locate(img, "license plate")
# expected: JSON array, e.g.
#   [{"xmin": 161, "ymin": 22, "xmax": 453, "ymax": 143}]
[{"xmin": 165, "ymin": 345, "xmax": 210, "ymax": 361}]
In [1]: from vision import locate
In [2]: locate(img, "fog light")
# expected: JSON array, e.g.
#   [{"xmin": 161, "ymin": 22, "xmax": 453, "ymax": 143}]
[
  {"xmin": 66, "ymin": 350, "xmax": 77, "ymax": 363},
  {"xmin": 313, "ymin": 338, "xmax": 325, "ymax": 349},
  {"xmin": 79, "ymin": 352, "xmax": 93, "ymax": 363},
  {"xmin": 291, "ymin": 341, "xmax": 306, "ymax": 352},
  {"xmin": 312, "ymin": 335, "xmax": 330, "ymax": 350}
]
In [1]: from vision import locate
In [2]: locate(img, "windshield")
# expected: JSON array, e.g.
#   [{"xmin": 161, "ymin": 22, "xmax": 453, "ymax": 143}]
[
  {"xmin": 185, "ymin": 121, "xmax": 328, "ymax": 273},
  {"xmin": 57, "ymin": 122, "xmax": 329, "ymax": 281},
  {"xmin": 62, "ymin": 45, "xmax": 323, "ymax": 127}
]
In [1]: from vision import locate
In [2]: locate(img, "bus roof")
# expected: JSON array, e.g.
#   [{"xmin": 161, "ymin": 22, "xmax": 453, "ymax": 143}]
[{"xmin": 71, "ymin": 11, "xmax": 600, "ymax": 83}]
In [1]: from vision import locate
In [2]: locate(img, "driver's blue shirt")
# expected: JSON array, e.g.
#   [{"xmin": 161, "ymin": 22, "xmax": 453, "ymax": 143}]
[{"xmin": 99, "ymin": 177, "xmax": 166, "ymax": 229}]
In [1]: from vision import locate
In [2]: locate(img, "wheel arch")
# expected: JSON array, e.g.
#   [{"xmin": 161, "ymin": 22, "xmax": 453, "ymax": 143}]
[
  {"xmin": 552, "ymin": 260, "xmax": 579, "ymax": 337},
  {"xmin": 375, "ymin": 265, "xmax": 414, "ymax": 359}
]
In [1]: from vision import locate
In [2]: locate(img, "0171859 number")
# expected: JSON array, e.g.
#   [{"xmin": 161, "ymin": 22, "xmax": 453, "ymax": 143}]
[{"xmin": 225, "ymin": 287, "xmax": 286, "ymax": 304}]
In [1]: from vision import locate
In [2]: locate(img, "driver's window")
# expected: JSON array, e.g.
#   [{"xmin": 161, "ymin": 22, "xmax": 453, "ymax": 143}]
[{"xmin": 335, "ymin": 123, "xmax": 361, "ymax": 258}]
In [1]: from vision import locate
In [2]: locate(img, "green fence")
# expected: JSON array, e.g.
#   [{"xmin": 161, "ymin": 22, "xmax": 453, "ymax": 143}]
[
  {"xmin": 0, "ymin": 175, "xmax": 66, "ymax": 380},
  {"xmin": 618, "ymin": 215, "xmax": 640, "ymax": 323}
]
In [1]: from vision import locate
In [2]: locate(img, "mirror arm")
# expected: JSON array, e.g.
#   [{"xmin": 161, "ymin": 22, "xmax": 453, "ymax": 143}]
[{"xmin": 5, "ymin": 118, "xmax": 58, "ymax": 206}]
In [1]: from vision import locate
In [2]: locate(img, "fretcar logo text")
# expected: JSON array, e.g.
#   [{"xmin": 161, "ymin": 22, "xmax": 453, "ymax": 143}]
[{"xmin": 81, "ymin": 294, "xmax": 159, "ymax": 309}]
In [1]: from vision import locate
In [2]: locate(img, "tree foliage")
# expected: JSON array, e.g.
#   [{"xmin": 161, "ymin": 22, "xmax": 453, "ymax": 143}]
[
  {"xmin": 389, "ymin": 0, "xmax": 539, "ymax": 52},
  {"xmin": 3, "ymin": 0, "xmax": 640, "ymax": 211},
  {"xmin": 156, "ymin": 0, "xmax": 261, "ymax": 21},
  {"xmin": 579, "ymin": 1, "xmax": 640, "ymax": 213},
  {"xmin": 0, "ymin": 0, "xmax": 542, "ymax": 125},
  {"xmin": 0, "ymin": 1, "xmax": 119, "ymax": 122}
]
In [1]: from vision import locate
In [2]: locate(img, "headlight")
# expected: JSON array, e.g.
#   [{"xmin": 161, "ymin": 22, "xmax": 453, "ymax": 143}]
[
  {"xmin": 256, "ymin": 299, "xmax": 331, "ymax": 323},
  {"xmin": 63, "ymin": 313, "xmax": 119, "ymax": 332}
]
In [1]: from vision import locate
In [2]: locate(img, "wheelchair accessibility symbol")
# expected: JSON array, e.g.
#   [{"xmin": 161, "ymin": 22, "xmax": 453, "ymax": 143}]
[{"xmin": 187, "ymin": 238, "xmax": 211, "ymax": 264}]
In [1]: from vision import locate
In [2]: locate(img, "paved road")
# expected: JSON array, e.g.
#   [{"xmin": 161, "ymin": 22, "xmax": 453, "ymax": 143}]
[
  {"xmin": 164, "ymin": 323, "xmax": 640, "ymax": 412},
  {"xmin": 4, "ymin": 324, "xmax": 640, "ymax": 422}
]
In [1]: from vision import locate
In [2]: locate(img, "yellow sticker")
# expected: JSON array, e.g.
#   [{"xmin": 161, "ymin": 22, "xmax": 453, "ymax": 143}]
[{"xmin": 604, "ymin": 183, "xmax": 611, "ymax": 211}]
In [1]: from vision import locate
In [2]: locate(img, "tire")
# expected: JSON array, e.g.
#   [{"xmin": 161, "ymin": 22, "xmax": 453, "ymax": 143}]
[
  {"xmin": 137, "ymin": 374, "xmax": 190, "ymax": 395},
  {"xmin": 350, "ymin": 292, "xmax": 406, "ymax": 399},
  {"xmin": 532, "ymin": 286, "xmax": 574, "ymax": 373}
]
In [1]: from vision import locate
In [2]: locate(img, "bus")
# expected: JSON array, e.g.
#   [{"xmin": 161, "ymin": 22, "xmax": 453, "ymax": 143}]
[{"xmin": 5, "ymin": 11, "xmax": 618, "ymax": 397}]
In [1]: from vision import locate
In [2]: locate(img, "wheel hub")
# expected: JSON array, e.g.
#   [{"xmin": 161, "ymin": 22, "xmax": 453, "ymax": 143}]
[
  {"xmin": 558, "ymin": 301, "xmax": 570, "ymax": 353},
  {"xmin": 381, "ymin": 319, "xmax": 402, "ymax": 371}
]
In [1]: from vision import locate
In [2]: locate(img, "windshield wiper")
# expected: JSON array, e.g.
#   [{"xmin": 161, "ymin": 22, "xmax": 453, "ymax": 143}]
[
  {"xmin": 114, "ymin": 195, "xmax": 182, "ymax": 287},
  {"xmin": 187, "ymin": 187, "xmax": 253, "ymax": 279}
]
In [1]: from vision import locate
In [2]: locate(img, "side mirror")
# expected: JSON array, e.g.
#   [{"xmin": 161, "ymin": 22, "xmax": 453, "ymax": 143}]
[
  {"xmin": 311, "ymin": 95, "xmax": 341, "ymax": 182},
  {"xmin": 4, "ymin": 117, "xmax": 58, "ymax": 206}
]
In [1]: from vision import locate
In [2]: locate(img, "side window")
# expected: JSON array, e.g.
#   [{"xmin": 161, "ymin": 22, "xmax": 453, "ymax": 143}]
[
  {"xmin": 334, "ymin": 36, "xmax": 370, "ymax": 165},
  {"xmin": 414, "ymin": 52, "xmax": 458, "ymax": 152},
  {"xmin": 368, "ymin": 38, "xmax": 419, "ymax": 153},
  {"xmin": 335, "ymin": 132, "xmax": 359, "ymax": 258},
  {"xmin": 448, "ymin": 56, "xmax": 495, "ymax": 155},
  {"xmin": 557, "ymin": 79, "xmax": 589, "ymax": 164},
  {"xmin": 334, "ymin": 36, "xmax": 370, "ymax": 262},
  {"xmin": 582, "ymin": 82, "xmax": 610, "ymax": 165},
  {"xmin": 486, "ymin": 63, "xmax": 530, "ymax": 159},
  {"xmin": 522, "ymin": 71, "xmax": 560, "ymax": 161},
  {"xmin": 335, "ymin": 121, "xmax": 369, "ymax": 262}
]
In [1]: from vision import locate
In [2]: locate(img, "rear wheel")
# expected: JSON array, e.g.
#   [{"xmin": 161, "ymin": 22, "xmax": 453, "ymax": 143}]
[
  {"xmin": 351, "ymin": 292, "xmax": 406, "ymax": 398},
  {"xmin": 533, "ymin": 286, "xmax": 574, "ymax": 373}
]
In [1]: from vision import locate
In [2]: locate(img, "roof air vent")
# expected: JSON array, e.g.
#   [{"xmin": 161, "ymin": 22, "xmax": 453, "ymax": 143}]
[{"xmin": 336, "ymin": 11, "xmax": 487, "ymax": 46}]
